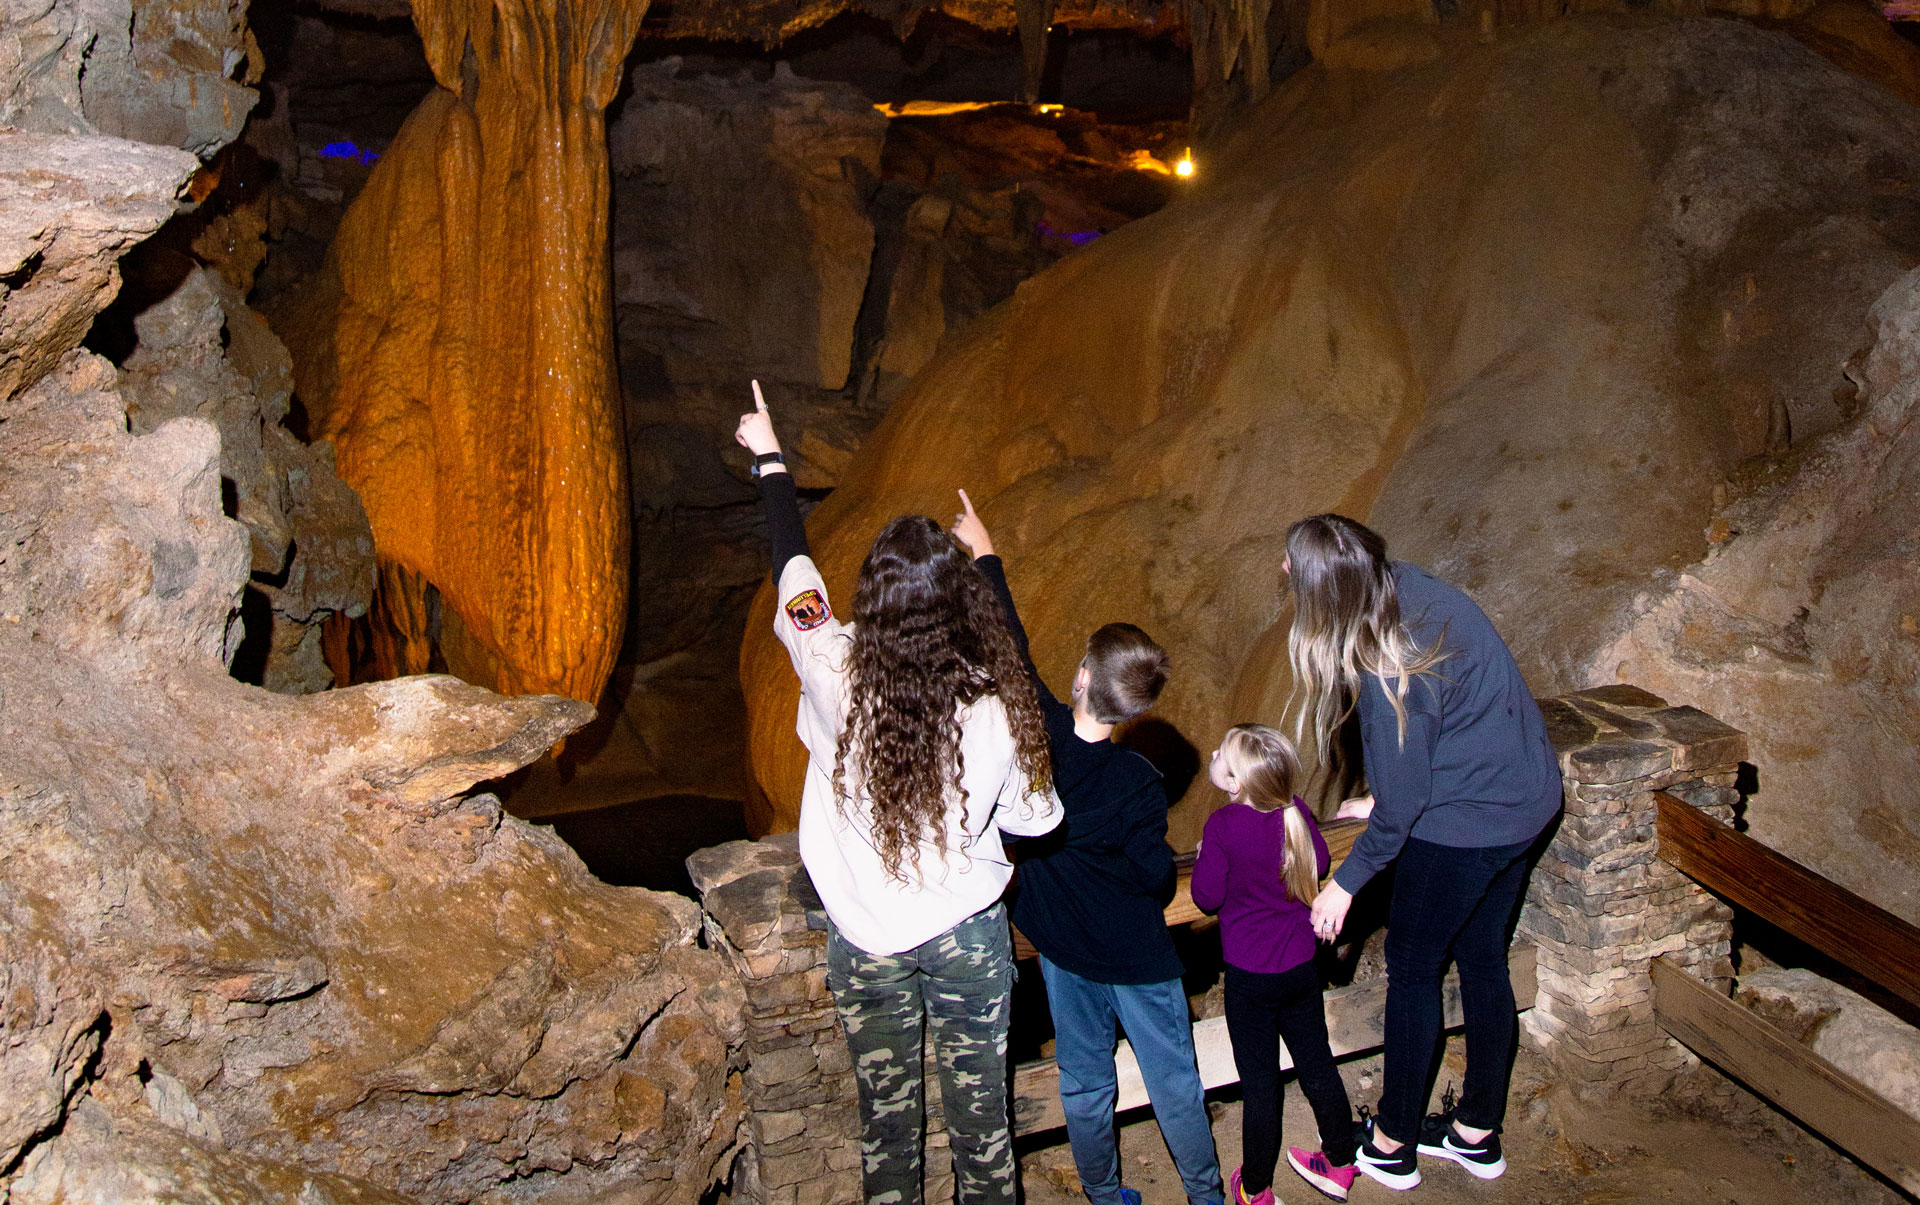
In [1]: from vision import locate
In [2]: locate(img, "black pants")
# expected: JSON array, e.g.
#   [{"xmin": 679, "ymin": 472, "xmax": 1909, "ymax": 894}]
[
  {"xmin": 1378, "ymin": 835, "xmax": 1538, "ymax": 1146},
  {"xmin": 1224, "ymin": 960, "xmax": 1356, "ymax": 1191}
]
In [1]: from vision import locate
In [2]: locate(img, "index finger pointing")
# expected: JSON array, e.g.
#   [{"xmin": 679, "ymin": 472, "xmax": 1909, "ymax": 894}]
[
  {"xmin": 751, "ymin": 379, "xmax": 768, "ymax": 413},
  {"xmin": 958, "ymin": 488, "xmax": 976, "ymax": 517}
]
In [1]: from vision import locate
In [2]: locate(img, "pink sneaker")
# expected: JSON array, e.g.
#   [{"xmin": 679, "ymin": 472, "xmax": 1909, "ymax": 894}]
[
  {"xmin": 1228, "ymin": 1165, "xmax": 1276, "ymax": 1205},
  {"xmin": 1287, "ymin": 1147, "xmax": 1359, "ymax": 1202}
]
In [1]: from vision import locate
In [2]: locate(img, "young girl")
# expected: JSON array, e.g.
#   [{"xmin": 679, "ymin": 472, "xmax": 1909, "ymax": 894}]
[
  {"xmin": 737, "ymin": 391, "xmax": 1063, "ymax": 1205},
  {"xmin": 1190, "ymin": 724, "xmax": 1358, "ymax": 1204}
]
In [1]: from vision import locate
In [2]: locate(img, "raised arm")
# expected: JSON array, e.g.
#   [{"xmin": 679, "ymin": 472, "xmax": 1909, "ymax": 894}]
[
  {"xmin": 737, "ymin": 380, "xmax": 809, "ymax": 580},
  {"xmin": 954, "ymin": 490, "xmax": 1063, "ymax": 711}
]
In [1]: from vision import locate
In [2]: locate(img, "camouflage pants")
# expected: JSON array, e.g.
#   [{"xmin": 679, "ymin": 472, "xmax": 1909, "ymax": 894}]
[{"xmin": 827, "ymin": 904, "xmax": 1016, "ymax": 1205}]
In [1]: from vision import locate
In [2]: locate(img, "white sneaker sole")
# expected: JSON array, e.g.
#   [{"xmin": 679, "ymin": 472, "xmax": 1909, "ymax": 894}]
[
  {"xmin": 1354, "ymin": 1156, "xmax": 1421, "ymax": 1191},
  {"xmin": 1285, "ymin": 1150, "xmax": 1351, "ymax": 1201},
  {"xmin": 1417, "ymin": 1140, "xmax": 1507, "ymax": 1180}
]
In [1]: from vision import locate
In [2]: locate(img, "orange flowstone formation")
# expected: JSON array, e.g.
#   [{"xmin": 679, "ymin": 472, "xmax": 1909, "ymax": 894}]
[{"xmin": 290, "ymin": 0, "xmax": 646, "ymax": 703}]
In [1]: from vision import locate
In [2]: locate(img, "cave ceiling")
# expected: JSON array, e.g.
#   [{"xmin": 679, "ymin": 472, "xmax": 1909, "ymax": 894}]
[{"xmin": 306, "ymin": 0, "xmax": 1185, "ymax": 45}]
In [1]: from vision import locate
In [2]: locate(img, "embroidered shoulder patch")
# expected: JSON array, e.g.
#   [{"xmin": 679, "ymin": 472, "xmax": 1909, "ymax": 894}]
[{"xmin": 785, "ymin": 588, "xmax": 831, "ymax": 631}]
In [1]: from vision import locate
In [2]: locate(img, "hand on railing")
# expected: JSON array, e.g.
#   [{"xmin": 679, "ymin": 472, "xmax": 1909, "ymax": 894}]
[{"xmin": 1335, "ymin": 794, "xmax": 1374, "ymax": 822}]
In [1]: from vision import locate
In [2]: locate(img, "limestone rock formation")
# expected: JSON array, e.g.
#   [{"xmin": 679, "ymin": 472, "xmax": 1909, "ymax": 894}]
[
  {"xmin": 738, "ymin": 11, "xmax": 1920, "ymax": 887},
  {"xmin": 0, "ymin": 0, "xmax": 259, "ymax": 153},
  {"xmin": 1598, "ymin": 265, "xmax": 1920, "ymax": 924},
  {"xmin": 1737, "ymin": 967, "xmax": 1920, "ymax": 1119},
  {"xmin": 281, "ymin": 0, "xmax": 647, "ymax": 706},
  {"xmin": 612, "ymin": 60, "xmax": 887, "ymax": 398},
  {"xmin": 1, "ymin": 122, "xmax": 745, "ymax": 1204},
  {"xmin": 120, "ymin": 266, "xmax": 375, "ymax": 692},
  {"xmin": 0, "ymin": 131, "xmax": 196, "ymax": 403}
]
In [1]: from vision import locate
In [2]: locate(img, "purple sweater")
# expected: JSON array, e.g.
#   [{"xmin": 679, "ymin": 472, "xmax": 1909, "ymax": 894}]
[{"xmin": 1190, "ymin": 798, "xmax": 1330, "ymax": 975}]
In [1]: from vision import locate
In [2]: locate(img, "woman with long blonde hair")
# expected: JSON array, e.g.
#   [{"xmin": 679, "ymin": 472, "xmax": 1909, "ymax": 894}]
[
  {"xmin": 1191, "ymin": 724, "xmax": 1358, "ymax": 1204},
  {"xmin": 1286, "ymin": 514, "xmax": 1561, "ymax": 1194},
  {"xmin": 738, "ymin": 392, "xmax": 1062, "ymax": 1205}
]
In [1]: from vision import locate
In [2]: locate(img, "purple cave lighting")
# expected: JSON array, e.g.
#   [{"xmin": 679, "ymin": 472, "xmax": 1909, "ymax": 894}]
[
  {"xmin": 1037, "ymin": 219, "xmax": 1101, "ymax": 246},
  {"xmin": 318, "ymin": 140, "xmax": 381, "ymax": 166}
]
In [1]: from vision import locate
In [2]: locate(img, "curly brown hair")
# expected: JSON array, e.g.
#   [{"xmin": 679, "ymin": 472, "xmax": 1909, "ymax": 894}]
[{"xmin": 832, "ymin": 515, "xmax": 1053, "ymax": 882}]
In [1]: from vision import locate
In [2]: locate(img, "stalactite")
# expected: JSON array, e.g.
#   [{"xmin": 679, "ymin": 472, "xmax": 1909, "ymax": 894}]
[
  {"xmin": 1188, "ymin": 0, "xmax": 1273, "ymax": 109},
  {"xmin": 1018, "ymin": 0, "xmax": 1057, "ymax": 102},
  {"xmin": 285, "ymin": 0, "xmax": 645, "ymax": 705}
]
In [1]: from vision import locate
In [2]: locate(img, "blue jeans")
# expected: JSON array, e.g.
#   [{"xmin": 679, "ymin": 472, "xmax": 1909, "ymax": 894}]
[{"xmin": 1039, "ymin": 956, "xmax": 1223, "ymax": 1205}]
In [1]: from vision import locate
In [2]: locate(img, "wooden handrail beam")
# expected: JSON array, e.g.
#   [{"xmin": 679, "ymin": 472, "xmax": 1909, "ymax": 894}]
[
  {"xmin": 1651, "ymin": 956, "xmax": 1920, "ymax": 1194},
  {"xmin": 1014, "ymin": 816, "xmax": 1368, "ymax": 958},
  {"xmin": 1653, "ymin": 792, "xmax": 1920, "ymax": 1011}
]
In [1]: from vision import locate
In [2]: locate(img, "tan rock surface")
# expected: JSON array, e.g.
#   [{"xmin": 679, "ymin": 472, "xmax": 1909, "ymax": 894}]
[
  {"xmin": 740, "ymin": 14, "xmax": 1920, "ymax": 876},
  {"xmin": 1736, "ymin": 967, "xmax": 1920, "ymax": 1120},
  {"xmin": 120, "ymin": 266, "xmax": 376, "ymax": 693},
  {"xmin": 0, "ymin": 0, "xmax": 259, "ymax": 153},
  {"xmin": 1, "ymin": 124, "xmax": 745, "ymax": 1204}
]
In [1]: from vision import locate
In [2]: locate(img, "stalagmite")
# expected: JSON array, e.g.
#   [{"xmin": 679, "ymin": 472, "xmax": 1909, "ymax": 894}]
[{"xmin": 283, "ymin": 0, "xmax": 645, "ymax": 703}]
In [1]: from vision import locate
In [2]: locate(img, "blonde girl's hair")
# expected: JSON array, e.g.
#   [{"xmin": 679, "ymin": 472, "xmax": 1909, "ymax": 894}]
[
  {"xmin": 1219, "ymin": 723, "xmax": 1319, "ymax": 904},
  {"xmin": 1283, "ymin": 514, "xmax": 1447, "ymax": 767}
]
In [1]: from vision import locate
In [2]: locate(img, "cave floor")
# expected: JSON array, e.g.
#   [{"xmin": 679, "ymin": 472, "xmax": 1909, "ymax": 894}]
[{"xmin": 1013, "ymin": 1041, "xmax": 1902, "ymax": 1205}]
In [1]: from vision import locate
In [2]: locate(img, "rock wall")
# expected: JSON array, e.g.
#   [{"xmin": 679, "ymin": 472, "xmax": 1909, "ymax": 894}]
[
  {"xmin": 0, "ymin": 0, "xmax": 260, "ymax": 153},
  {"xmin": 737, "ymin": 11, "xmax": 1920, "ymax": 917},
  {"xmin": 120, "ymin": 266, "xmax": 374, "ymax": 692},
  {"xmin": 1, "ymin": 79, "xmax": 745, "ymax": 1205},
  {"xmin": 613, "ymin": 60, "xmax": 888, "ymax": 401},
  {"xmin": 1595, "ymin": 266, "xmax": 1920, "ymax": 924}
]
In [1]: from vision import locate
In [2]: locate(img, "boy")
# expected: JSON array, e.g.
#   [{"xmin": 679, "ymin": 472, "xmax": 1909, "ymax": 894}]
[{"xmin": 953, "ymin": 491, "xmax": 1224, "ymax": 1205}]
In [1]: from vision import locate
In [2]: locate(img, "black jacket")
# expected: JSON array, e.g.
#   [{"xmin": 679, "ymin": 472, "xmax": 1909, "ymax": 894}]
[{"xmin": 978, "ymin": 556, "xmax": 1185, "ymax": 985}]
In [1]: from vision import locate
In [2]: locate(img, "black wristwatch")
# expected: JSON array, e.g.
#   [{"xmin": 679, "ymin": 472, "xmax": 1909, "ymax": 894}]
[{"xmin": 751, "ymin": 451, "xmax": 785, "ymax": 478}]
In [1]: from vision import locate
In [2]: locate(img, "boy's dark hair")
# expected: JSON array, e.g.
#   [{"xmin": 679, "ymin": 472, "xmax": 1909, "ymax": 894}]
[{"xmin": 1080, "ymin": 623, "xmax": 1171, "ymax": 724}]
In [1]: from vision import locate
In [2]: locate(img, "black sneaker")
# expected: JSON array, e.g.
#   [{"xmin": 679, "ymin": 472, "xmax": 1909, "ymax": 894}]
[
  {"xmin": 1415, "ymin": 1087, "xmax": 1507, "ymax": 1180},
  {"xmin": 1353, "ymin": 1112, "xmax": 1421, "ymax": 1191}
]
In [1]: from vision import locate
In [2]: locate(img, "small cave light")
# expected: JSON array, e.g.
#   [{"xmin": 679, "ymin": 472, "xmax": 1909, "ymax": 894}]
[{"xmin": 1175, "ymin": 148, "xmax": 1195, "ymax": 179}]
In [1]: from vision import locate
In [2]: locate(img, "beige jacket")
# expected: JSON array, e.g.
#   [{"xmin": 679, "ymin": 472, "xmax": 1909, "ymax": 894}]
[{"xmin": 774, "ymin": 554, "xmax": 1063, "ymax": 955}]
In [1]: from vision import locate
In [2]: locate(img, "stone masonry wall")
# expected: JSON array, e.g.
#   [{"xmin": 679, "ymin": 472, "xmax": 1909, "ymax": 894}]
[
  {"xmin": 687, "ymin": 835, "xmax": 872, "ymax": 1205},
  {"xmin": 1522, "ymin": 684, "xmax": 1746, "ymax": 1096},
  {"xmin": 692, "ymin": 685, "xmax": 1749, "ymax": 1198}
]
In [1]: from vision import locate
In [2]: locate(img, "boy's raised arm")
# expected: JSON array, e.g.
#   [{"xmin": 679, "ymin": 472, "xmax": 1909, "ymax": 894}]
[{"xmin": 953, "ymin": 489, "xmax": 1062, "ymax": 711}]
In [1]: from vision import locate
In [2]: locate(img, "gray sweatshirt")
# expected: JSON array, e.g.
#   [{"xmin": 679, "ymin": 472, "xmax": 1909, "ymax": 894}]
[{"xmin": 1330, "ymin": 563, "xmax": 1563, "ymax": 894}]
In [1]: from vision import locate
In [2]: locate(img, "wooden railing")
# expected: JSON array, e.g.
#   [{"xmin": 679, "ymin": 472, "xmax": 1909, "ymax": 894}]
[
  {"xmin": 1004, "ymin": 815, "xmax": 1539, "ymax": 1138},
  {"xmin": 1011, "ymin": 816, "xmax": 1368, "ymax": 960},
  {"xmin": 1651, "ymin": 792, "xmax": 1920, "ymax": 1194}
]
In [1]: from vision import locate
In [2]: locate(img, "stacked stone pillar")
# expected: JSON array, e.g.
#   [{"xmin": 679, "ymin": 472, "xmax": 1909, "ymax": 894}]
[
  {"xmin": 689, "ymin": 835, "xmax": 961, "ymax": 1205},
  {"xmin": 1521, "ymin": 685, "xmax": 1745, "ymax": 1096}
]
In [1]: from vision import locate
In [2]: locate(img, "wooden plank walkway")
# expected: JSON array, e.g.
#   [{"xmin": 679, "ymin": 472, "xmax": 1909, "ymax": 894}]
[{"xmin": 1010, "ymin": 945, "xmax": 1536, "ymax": 1136}]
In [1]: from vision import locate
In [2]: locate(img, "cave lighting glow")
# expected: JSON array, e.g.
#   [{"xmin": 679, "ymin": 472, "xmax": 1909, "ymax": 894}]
[
  {"xmin": 318, "ymin": 140, "xmax": 380, "ymax": 166},
  {"xmin": 1175, "ymin": 148, "xmax": 1195, "ymax": 178}
]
